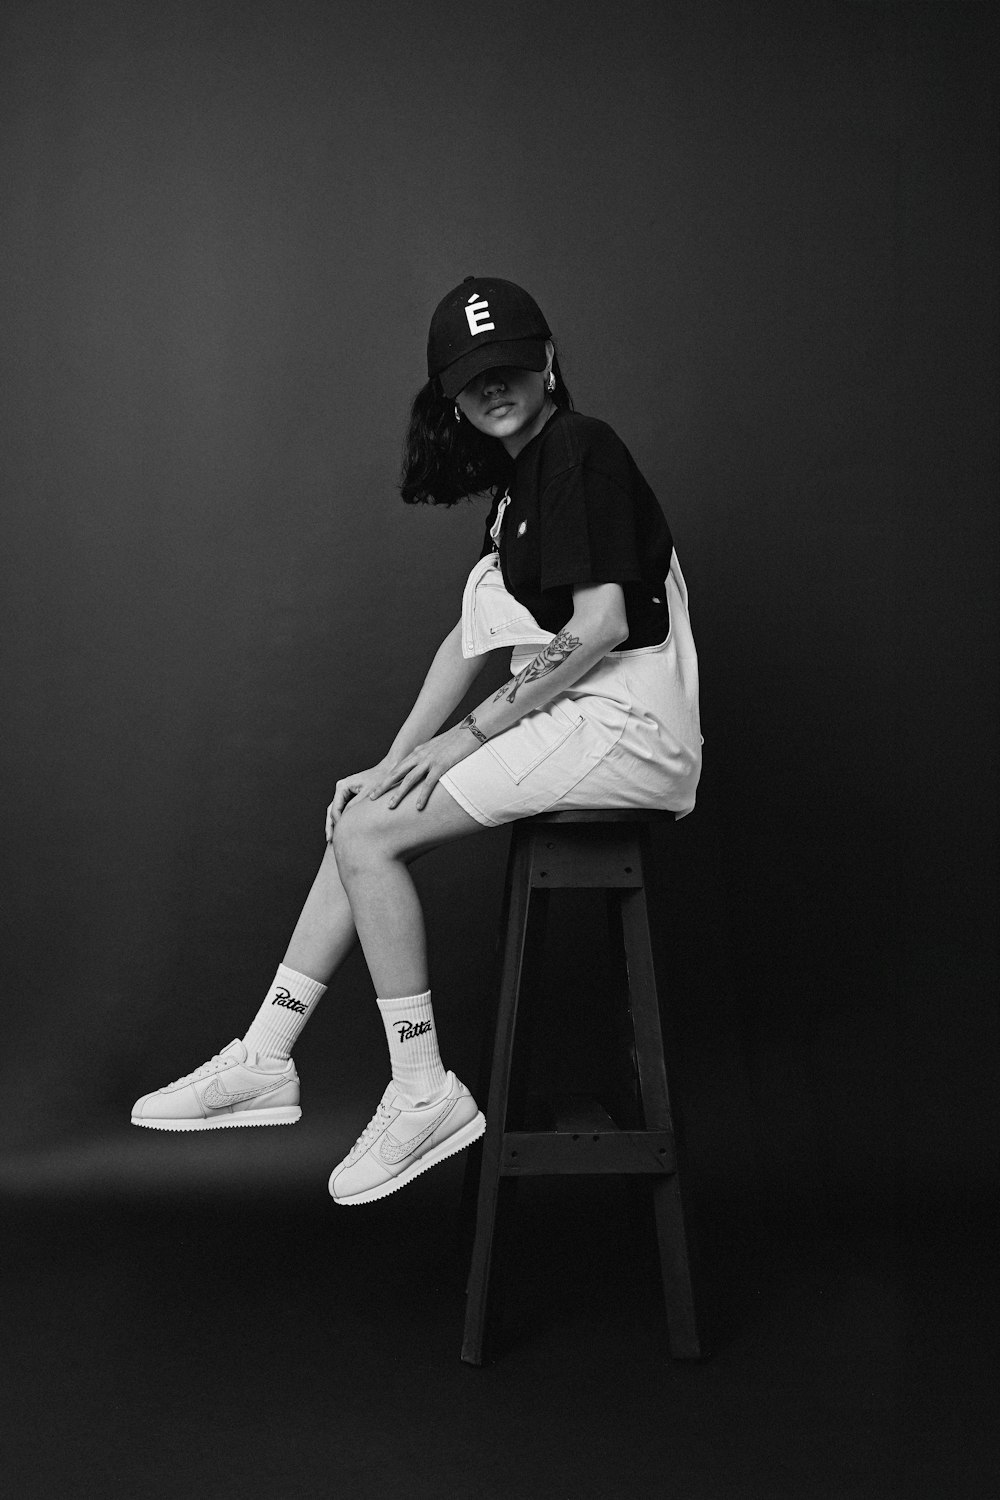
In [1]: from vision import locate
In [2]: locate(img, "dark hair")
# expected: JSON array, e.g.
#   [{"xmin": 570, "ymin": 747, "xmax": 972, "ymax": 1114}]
[{"xmin": 399, "ymin": 353, "xmax": 574, "ymax": 506}]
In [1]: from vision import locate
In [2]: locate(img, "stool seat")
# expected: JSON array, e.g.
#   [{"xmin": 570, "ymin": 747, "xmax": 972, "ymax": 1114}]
[
  {"xmin": 460, "ymin": 807, "xmax": 703, "ymax": 1364},
  {"xmin": 522, "ymin": 808, "xmax": 678, "ymax": 823}
]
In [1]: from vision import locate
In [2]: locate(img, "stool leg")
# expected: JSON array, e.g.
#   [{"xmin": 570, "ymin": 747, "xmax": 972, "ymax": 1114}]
[
  {"xmin": 458, "ymin": 829, "xmax": 517, "ymax": 1257},
  {"xmin": 462, "ymin": 828, "xmax": 543, "ymax": 1365},
  {"xmin": 457, "ymin": 876, "xmax": 548, "ymax": 1263},
  {"xmin": 505, "ymin": 886, "xmax": 548, "ymax": 1128},
  {"xmin": 604, "ymin": 889, "xmax": 643, "ymax": 1130},
  {"xmin": 620, "ymin": 877, "xmax": 704, "ymax": 1359}
]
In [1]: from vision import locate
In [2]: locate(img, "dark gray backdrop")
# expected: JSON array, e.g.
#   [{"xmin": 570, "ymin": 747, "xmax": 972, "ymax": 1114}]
[{"xmin": 1, "ymin": 0, "xmax": 995, "ymax": 1232}]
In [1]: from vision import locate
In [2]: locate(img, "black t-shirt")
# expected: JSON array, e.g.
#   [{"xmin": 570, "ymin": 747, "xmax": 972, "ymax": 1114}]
[{"xmin": 478, "ymin": 407, "xmax": 674, "ymax": 650}]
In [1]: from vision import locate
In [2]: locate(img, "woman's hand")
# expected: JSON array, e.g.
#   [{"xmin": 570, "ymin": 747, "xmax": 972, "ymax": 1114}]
[
  {"xmin": 366, "ymin": 724, "xmax": 476, "ymax": 812},
  {"xmin": 326, "ymin": 757, "xmax": 398, "ymax": 840}
]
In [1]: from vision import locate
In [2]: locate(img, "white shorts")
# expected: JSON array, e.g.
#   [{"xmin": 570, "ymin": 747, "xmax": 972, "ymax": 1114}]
[
  {"xmin": 438, "ymin": 545, "xmax": 703, "ymax": 830},
  {"xmin": 439, "ymin": 638, "xmax": 702, "ymax": 829}
]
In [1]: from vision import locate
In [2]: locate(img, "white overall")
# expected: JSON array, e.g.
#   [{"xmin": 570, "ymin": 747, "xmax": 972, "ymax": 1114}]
[{"xmin": 438, "ymin": 493, "xmax": 703, "ymax": 828}]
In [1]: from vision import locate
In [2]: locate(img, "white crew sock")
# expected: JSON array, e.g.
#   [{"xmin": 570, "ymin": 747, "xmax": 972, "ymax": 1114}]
[
  {"xmin": 242, "ymin": 963, "xmax": 328, "ymax": 1063},
  {"xmin": 376, "ymin": 990, "xmax": 448, "ymax": 1106}
]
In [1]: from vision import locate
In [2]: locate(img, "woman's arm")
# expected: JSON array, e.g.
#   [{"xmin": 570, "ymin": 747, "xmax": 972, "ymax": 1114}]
[
  {"xmin": 462, "ymin": 581, "xmax": 628, "ymax": 742},
  {"xmin": 366, "ymin": 583, "xmax": 629, "ymax": 811},
  {"xmin": 383, "ymin": 619, "xmax": 490, "ymax": 762}
]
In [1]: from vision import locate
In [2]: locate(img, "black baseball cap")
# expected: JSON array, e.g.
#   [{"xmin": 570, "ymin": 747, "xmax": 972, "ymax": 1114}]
[{"xmin": 427, "ymin": 276, "xmax": 551, "ymax": 399}]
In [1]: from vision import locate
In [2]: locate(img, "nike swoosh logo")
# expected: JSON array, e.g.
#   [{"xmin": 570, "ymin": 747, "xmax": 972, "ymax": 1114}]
[
  {"xmin": 378, "ymin": 1098, "xmax": 457, "ymax": 1164},
  {"xmin": 202, "ymin": 1075, "xmax": 291, "ymax": 1110}
]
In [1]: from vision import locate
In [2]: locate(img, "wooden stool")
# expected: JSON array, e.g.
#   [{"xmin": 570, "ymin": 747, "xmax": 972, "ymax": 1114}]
[{"xmin": 460, "ymin": 808, "xmax": 704, "ymax": 1365}]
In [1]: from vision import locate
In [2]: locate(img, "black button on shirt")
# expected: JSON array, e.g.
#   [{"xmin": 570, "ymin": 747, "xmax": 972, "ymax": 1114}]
[{"xmin": 478, "ymin": 408, "xmax": 674, "ymax": 650}]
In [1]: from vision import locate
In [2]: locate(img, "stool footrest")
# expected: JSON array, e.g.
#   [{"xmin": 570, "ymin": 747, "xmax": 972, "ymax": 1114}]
[{"xmin": 500, "ymin": 1129, "xmax": 676, "ymax": 1175}]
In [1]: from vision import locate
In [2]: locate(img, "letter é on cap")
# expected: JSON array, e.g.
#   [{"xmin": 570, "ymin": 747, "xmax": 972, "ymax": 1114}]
[{"xmin": 465, "ymin": 295, "xmax": 495, "ymax": 336}]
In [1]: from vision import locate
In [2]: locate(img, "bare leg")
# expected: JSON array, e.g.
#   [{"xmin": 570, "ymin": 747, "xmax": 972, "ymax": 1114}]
[
  {"xmin": 333, "ymin": 845, "xmax": 429, "ymax": 997},
  {"xmin": 282, "ymin": 843, "xmax": 361, "ymax": 983},
  {"xmin": 332, "ymin": 779, "xmax": 485, "ymax": 997}
]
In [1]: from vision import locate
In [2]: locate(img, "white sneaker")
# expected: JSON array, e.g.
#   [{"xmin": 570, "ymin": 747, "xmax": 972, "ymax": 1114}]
[
  {"xmin": 329, "ymin": 1073, "xmax": 485, "ymax": 1205},
  {"xmin": 131, "ymin": 1039, "xmax": 300, "ymax": 1130}
]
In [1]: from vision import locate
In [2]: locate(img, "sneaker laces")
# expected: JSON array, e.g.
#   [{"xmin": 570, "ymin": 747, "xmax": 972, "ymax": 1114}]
[
  {"xmin": 166, "ymin": 1048, "xmax": 238, "ymax": 1089},
  {"xmin": 346, "ymin": 1098, "xmax": 395, "ymax": 1161}
]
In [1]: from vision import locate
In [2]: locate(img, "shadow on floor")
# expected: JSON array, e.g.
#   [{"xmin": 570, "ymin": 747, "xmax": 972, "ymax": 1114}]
[{"xmin": 1, "ymin": 1127, "xmax": 996, "ymax": 1499}]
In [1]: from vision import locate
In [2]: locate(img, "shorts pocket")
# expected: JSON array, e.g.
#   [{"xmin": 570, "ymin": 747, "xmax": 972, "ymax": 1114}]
[
  {"xmin": 488, "ymin": 614, "xmax": 533, "ymax": 637},
  {"xmin": 484, "ymin": 701, "xmax": 584, "ymax": 785}
]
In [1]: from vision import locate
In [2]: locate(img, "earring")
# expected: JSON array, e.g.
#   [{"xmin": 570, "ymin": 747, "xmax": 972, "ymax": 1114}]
[
  {"xmin": 454, "ymin": 403, "xmax": 463, "ymax": 423},
  {"xmin": 545, "ymin": 371, "xmax": 556, "ymax": 393}
]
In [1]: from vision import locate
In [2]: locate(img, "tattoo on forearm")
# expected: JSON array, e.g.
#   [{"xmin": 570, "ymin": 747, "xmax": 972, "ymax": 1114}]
[{"xmin": 493, "ymin": 629, "xmax": 584, "ymax": 705}]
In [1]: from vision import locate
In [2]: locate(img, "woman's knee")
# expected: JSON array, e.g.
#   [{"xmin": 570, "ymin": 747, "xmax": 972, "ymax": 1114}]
[
  {"xmin": 321, "ymin": 836, "xmax": 350, "ymax": 884},
  {"xmin": 330, "ymin": 812, "xmax": 358, "ymax": 874},
  {"xmin": 331, "ymin": 799, "xmax": 382, "ymax": 875}
]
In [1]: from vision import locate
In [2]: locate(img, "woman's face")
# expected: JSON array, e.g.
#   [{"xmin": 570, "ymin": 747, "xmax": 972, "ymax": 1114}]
[{"xmin": 455, "ymin": 343, "xmax": 554, "ymax": 458}]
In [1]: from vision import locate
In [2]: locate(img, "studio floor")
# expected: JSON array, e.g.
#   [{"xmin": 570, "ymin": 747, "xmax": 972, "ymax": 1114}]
[{"xmin": 1, "ymin": 1122, "xmax": 994, "ymax": 1500}]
